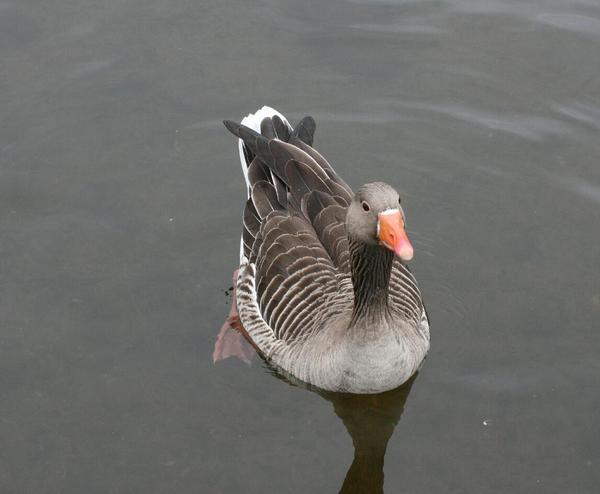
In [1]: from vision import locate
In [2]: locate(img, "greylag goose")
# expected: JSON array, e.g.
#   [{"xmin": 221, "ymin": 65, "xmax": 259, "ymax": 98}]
[{"xmin": 220, "ymin": 106, "xmax": 429, "ymax": 393}]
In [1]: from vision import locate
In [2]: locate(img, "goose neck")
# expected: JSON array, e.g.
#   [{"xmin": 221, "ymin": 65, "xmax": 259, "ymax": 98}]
[{"xmin": 348, "ymin": 236, "xmax": 394, "ymax": 324}]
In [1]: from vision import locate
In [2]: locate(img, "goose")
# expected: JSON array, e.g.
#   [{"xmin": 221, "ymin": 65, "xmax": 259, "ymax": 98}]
[{"xmin": 216, "ymin": 106, "xmax": 430, "ymax": 393}]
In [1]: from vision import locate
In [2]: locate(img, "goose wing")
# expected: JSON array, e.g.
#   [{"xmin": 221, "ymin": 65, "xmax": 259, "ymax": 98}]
[
  {"xmin": 252, "ymin": 212, "xmax": 341, "ymax": 341},
  {"xmin": 224, "ymin": 115, "xmax": 353, "ymax": 273},
  {"xmin": 224, "ymin": 114, "xmax": 354, "ymax": 342}
]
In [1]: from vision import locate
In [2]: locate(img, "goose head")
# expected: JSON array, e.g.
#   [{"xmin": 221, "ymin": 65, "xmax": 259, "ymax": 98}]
[{"xmin": 345, "ymin": 182, "xmax": 414, "ymax": 261}]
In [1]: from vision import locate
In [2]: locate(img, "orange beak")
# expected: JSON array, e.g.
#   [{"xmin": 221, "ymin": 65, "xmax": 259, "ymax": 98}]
[{"xmin": 377, "ymin": 210, "xmax": 414, "ymax": 261}]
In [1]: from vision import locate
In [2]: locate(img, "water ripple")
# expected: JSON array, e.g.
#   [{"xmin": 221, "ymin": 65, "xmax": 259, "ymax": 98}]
[
  {"xmin": 553, "ymin": 102, "xmax": 600, "ymax": 129},
  {"xmin": 536, "ymin": 13, "xmax": 600, "ymax": 36},
  {"xmin": 396, "ymin": 102, "xmax": 571, "ymax": 141},
  {"xmin": 553, "ymin": 175, "xmax": 600, "ymax": 204},
  {"xmin": 349, "ymin": 22, "xmax": 443, "ymax": 35}
]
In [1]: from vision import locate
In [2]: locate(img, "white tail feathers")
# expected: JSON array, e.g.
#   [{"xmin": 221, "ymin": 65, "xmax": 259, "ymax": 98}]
[
  {"xmin": 237, "ymin": 106, "xmax": 291, "ymax": 193},
  {"xmin": 236, "ymin": 106, "xmax": 291, "ymax": 264}
]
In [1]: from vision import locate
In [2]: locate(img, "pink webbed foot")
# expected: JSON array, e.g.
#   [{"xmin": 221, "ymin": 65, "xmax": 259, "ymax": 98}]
[{"xmin": 213, "ymin": 269, "xmax": 257, "ymax": 365}]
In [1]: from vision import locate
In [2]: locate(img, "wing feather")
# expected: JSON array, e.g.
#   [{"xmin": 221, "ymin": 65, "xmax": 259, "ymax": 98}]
[
  {"xmin": 251, "ymin": 180, "xmax": 283, "ymax": 218},
  {"xmin": 290, "ymin": 116, "xmax": 316, "ymax": 146},
  {"xmin": 224, "ymin": 113, "xmax": 358, "ymax": 344},
  {"xmin": 253, "ymin": 214, "xmax": 339, "ymax": 341}
]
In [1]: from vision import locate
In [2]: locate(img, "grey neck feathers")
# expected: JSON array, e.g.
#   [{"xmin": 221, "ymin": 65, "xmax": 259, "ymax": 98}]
[{"xmin": 348, "ymin": 236, "xmax": 395, "ymax": 324}]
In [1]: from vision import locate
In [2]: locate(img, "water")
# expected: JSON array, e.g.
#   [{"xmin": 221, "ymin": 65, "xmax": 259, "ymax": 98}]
[{"xmin": 2, "ymin": 0, "xmax": 599, "ymax": 492}]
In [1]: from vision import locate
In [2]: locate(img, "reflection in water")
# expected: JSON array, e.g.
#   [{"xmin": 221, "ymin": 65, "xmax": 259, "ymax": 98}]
[
  {"xmin": 217, "ymin": 288, "xmax": 417, "ymax": 493},
  {"xmin": 266, "ymin": 362, "xmax": 416, "ymax": 494},
  {"xmin": 320, "ymin": 377, "xmax": 416, "ymax": 493}
]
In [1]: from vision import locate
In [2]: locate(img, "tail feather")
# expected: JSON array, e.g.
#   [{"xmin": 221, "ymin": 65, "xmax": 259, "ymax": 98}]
[
  {"xmin": 225, "ymin": 106, "xmax": 291, "ymax": 263},
  {"xmin": 237, "ymin": 106, "xmax": 292, "ymax": 194},
  {"xmin": 224, "ymin": 106, "xmax": 349, "ymax": 266}
]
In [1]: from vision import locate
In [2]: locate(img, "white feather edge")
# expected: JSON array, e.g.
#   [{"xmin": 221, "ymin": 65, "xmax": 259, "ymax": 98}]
[
  {"xmin": 237, "ymin": 106, "xmax": 292, "ymax": 263},
  {"xmin": 237, "ymin": 106, "xmax": 291, "ymax": 195}
]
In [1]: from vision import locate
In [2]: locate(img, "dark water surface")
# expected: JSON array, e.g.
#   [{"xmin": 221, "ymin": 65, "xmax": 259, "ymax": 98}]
[{"xmin": 2, "ymin": 0, "xmax": 600, "ymax": 492}]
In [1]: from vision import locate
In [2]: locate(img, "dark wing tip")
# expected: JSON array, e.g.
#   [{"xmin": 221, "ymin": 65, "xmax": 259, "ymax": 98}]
[
  {"xmin": 302, "ymin": 115, "xmax": 316, "ymax": 129},
  {"xmin": 272, "ymin": 115, "xmax": 292, "ymax": 142},
  {"xmin": 292, "ymin": 116, "xmax": 316, "ymax": 146},
  {"xmin": 223, "ymin": 119, "xmax": 242, "ymax": 137}
]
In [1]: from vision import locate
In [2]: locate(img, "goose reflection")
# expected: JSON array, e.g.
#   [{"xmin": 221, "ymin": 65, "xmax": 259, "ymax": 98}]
[
  {"xmin": 264, "ymin": 363, "xmax": 416, "ymax": 493},
  {"xmin": 215, "ymin": 302, "xmax": 416, "ymax": 493},
  {"xmin": 319, "ymin": 377, "xmax": 416, "ymax": 493}
]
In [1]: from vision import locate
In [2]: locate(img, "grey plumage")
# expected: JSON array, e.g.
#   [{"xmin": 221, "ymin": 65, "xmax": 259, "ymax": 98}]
[{"xmin": 224, "ymin": 108, "xmax": 429, "ymax": 393}]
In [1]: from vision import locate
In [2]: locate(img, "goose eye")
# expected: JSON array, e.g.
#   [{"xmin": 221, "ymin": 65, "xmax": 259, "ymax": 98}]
[
  {"xmin": 361, "ymin": 201, "xmax": 370, "ymax": 212},
  {"xmin": 398, "ymin": 197, "xmax": 402, "ymax": 205}
]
